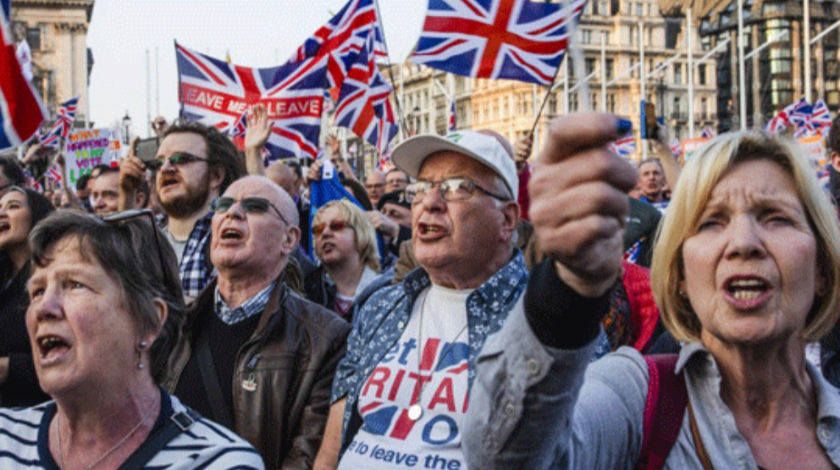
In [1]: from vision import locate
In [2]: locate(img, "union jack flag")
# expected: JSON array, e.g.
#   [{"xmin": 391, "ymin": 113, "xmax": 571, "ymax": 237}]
[
  {"xmin": 334, "ymin": 31, "xmax": 398, "ymax": 156},
  {"xmin": 289, "ymin": 0, "xmax": 387, "ymax": 89},
  {"xmin": 785, "ymin": 99, "xmax": 815, "ymax": 138},
  {"xmin": 230, "ymin": 111, "xmax": 248, "ymax": 139},
  {"xmin": 449, "ymin": 99, "xmax": 457, "ymax": 132},
  {"xmin": 46, "ymin": 164, "xmax": 61, "ymax": 186},
  {"xmin": 23, "ymin": 168, "xmax": 41, "ymax": 192},
  {"xmin": 0, "ymin": 0, "xmax": 46, "ymax": 150},
  {"xmin": 410, "ymin": 0, "xmax": 586, "ymax": 86},
  {"xmin": 811, "ymin": 99, "xmax": 832, "ymax": 132},
  {"xmin": 176, "ymin": 43, "xmax": 327, "ymax": 161},
  {"xmin": 765, "ymin": 110, "xmax": 790, "ymax": 134},
  {"xmin": 608, "ymin": 132, "xmax": 635, "ymax": 157},
  {"xmin": 669, "ymin": 137, "xmax": 681, "ymax": 157},
  {"xmin": 39, "ymin": 97, "xmax": 78, "ymax": 147},
  {"xmin": 700, "ymin": 126, "xmax": 716, "ymax": 139}
]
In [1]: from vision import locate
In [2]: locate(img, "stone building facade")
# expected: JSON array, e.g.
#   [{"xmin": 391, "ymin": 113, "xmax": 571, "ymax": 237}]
[{"xmin": 11, "ymin": 0, "xmax": 94, "ymax": 127}]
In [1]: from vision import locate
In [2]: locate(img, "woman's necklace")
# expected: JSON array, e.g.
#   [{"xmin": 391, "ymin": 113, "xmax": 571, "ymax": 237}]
[
  {"xmin": 407, "ymin": 289, "xmax": 469, "ymax": 422},
  {"xmin": 56, "ymin": 394, "xmax": 158, "ymax": 470}
]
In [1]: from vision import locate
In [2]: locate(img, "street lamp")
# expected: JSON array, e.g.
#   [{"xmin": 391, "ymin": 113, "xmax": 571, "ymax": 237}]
[{"xmin": 122, "ymin": 111, "xmax": 132, "ymax": 145}]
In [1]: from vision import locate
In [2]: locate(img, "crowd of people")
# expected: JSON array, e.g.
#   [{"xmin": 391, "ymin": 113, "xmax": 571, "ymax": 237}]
[{"xmin": 0, "ymin": 104, "xmax": 839, "ymax": 469}]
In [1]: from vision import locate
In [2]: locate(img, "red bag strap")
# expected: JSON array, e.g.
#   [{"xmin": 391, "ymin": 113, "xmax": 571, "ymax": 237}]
[{"xmin": 636, "ymin": 354, "xmax": 689, "ymax": 470}]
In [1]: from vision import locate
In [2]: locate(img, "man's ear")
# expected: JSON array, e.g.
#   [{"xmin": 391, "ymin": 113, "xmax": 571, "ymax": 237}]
[
  {"xmin": 208, "ymin": 165, "xmax": 225, "ymax": 193},
  {"xmin": 283, "ymin": 226, "xmax": 302, "ymax": 255},
  {"xmin": 500, "ymin": 200, "xmax": 520, "ymax": 242}
]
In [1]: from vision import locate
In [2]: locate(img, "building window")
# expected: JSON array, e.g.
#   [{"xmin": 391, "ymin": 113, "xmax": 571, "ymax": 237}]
[
  {"xmin": 605, "ymin": 58, "xmax": 614, "ymax": 79},
  {"xmin": 636, "ymin": 2, "xmax": 644, "ymax": 16},
  {"xmin": 673, "ymin": 96, "xmax": 682, "ymax": 118},
  {"xmin": 699, "ymin": 65, "xmax": 707, "ymax": 85},
  {"xmin": 26, "ymin": 27, "xmax": 41, "ymax": 51},
  {"xmin": 701, "ymin": 97, "xmax": 708, "ymax": 119},
  {"xmin": 570, "ymin": 93, "xmax": 579, "ymax": 112},
  {"xmin": 674, "ymin": 64, "xmax": 682, "ymax": 84},
  {"xmin": 582, "ymin": 29, "xmax": 593, "ymax": 44},
  {"xmin": 585, "ymin": 58, "xmax": 596, "ymax": 76},
  {"xmin": 607, "ymin": 93, "xmax": 616, "ymax": 113}
]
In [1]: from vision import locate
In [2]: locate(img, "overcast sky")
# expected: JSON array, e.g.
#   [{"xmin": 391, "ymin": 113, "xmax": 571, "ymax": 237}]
[{"xmin": 87, "ymin": 0, "xmax": 425, "ymax": 136}]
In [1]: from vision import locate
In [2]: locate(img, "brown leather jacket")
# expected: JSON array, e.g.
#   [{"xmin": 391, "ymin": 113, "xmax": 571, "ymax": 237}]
[{"xmin": 163, "ymin": 278, "xmax": 351, "ymax": 470}]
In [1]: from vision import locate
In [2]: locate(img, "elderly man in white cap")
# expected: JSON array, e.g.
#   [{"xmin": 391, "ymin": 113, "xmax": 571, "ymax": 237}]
[{"xmin": 313, "ymin": 130, "xmax": 524, "ymax": 470}]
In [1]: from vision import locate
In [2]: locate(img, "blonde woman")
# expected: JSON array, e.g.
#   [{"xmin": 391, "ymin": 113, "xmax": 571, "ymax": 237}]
[
  {"xmin": 464, "ymin": 113, "xmax": 840, "ymax": 470},
  {"xmin": 305, "ymin": 199, "xmax": 392, "ymax": 322}
]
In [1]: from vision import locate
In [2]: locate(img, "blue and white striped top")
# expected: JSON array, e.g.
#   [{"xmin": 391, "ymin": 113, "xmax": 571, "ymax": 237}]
[{"xmin": 0, "ymin": 391, "xmax": 265, "ymax": 470}]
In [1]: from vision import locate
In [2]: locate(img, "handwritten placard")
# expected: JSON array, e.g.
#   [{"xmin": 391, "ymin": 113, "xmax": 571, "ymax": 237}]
[{"xmin": 64, "ymin": 129, "xmax": 113, "ymax": 190}]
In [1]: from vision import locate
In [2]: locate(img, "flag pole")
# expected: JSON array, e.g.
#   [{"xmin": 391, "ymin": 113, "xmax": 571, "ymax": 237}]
[
  {"xmin": 529, "ymin": 0, "xmax": 584, "ymax": 137},
  {"xmin": 372, "ymin": 0, "xmax": 409, "ymax": 135},
  {"xmin": 528, "ymin": 56, "xmax": 565, "ymax": 137}
]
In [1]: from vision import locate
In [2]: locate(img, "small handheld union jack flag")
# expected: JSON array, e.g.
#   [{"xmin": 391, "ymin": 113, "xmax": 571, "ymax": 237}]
[
  {"xmin": 811, "ymin": 99, "xmax": 832, "ymax": 133},
  {"xmin": 448, "ymin": 100, "xmax": 457, "ymax": 132},
  {"xmin": 39, "ymin": 97, "xmax": 78, "ymax": 147},
  {"xmin": 700, "ymin": 126, "xmax": 716, "ymax": 139},
  {"xmin": 765, "ymin": 110, "xmax": 790, "ymax": 134},
  {"xmin": 608, "ymin": 132, "xmax": 635, "ymax": 157}
]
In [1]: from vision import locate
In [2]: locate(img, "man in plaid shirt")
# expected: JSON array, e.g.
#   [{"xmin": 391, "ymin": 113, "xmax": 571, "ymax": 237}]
[{"xmin": 119, "ymin": 120, "xmax": 245, "ymax": 301}]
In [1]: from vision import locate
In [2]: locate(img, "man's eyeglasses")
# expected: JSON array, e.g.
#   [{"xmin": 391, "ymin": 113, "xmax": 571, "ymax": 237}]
[
  {"xmin": 147, "ymin": 152, "xmax": 209, "ymax": 171},
  {"xmin": 405, "ymin": 177, "xmax": 509, "ymax": 204},
  {"xmin": 311, "ymin": 220, "xmax": 352, "ymax": 237},
  {"xmin": 211, "ymin": 196, "xmax": 290, "ymax": 226}
]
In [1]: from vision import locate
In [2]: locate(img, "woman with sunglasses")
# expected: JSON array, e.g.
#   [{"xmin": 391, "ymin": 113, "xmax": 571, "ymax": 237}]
[
  {"xmin": 305, "ymin": 199, "xmax": 393, "ymax": 323},
  {"xmin": 0, "ymin": 210, "xmax": 264, "ymax": 469},
  {"xmin": 0, "ymin": 186, "xmax": 54, "ymax": 407}
]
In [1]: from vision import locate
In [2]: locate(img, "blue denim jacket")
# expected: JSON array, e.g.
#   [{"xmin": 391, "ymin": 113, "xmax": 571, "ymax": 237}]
[{"xmin": 330, "ymin": 250, "xmax": 528, "ymax": 455}]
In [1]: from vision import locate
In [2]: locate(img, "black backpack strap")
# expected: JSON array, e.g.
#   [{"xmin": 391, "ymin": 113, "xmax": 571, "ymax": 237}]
[
  {"xmin": 120, "ymin": 406, "xmax": 200, "ymax": 470},
  {"xmin": 636, "ymin": 354, "xmax": 688, "ymax": 470},
  {"xmin": 196, "ymin": 330, "xmax": 235, "ymax": 429}
]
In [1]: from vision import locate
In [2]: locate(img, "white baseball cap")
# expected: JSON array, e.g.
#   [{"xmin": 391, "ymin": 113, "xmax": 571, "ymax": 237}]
[{"xmin": 391, "ymin": 131, "xmax": 518, "ymax": 198}]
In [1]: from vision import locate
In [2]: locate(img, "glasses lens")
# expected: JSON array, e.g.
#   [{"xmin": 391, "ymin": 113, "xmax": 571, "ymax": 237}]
[
  {"xmin": 440, "ymin": 178, "xmax": 473, "ymax": 201},
  {"xmin": 212, "ymin": 197, "xmax": 234, "ymax": 212},
  {"xmin": 240, "ymin": 197, "xmax": 270, "ymax": 213},
  {"xmin": 406, "ymin": 182, "xmax": 430, "ymax": 204},
  {"xmin": 330, "ymin": 221, "xmax": 347, "ymax": 232},
  {"xmin": 312, "ymin": 223, "xmax": 326, "ymax": 236},
  {"xmin": 151, "ymin": 159, "xmax": 164, "ymax": 170}
]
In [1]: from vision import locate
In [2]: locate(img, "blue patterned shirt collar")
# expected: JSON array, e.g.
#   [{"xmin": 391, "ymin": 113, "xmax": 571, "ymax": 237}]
[
  {"xmin": 214, "ymin": 281, "xmax": 277, "ymax": 325},
  {"xmin": 402, "ymin": 249, "xmax": 527, "ymax": 306}
]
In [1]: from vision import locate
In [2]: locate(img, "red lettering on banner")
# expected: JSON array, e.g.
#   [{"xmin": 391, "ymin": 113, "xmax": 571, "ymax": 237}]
[
  {"xmin": 428, "ymin": 377, "xmax": 456, "ymax": 412},
  {"xmin": 362, "ymin": 367, "xmax": 391, "ymax": 399},
  {"xmin": 181, "ymin": 83, "xmax": 323, "ymax": 120}
]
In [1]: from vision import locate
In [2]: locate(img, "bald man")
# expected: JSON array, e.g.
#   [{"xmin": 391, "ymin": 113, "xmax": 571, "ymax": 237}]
[{"xmin": 164, "ymin": 176, "xmax": 350, "ymax": 469}]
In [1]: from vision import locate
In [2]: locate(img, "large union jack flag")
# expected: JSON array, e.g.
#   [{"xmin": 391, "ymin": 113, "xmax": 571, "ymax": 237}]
[
  {"xmin": 289, "ymin": 0, "xmax": 387, "ymax": 89},
  {"xmin": 39, "ymin": 96, "xmax": 78, "ymax": 147},
  {"xmin": 0, "ymin": 0, "xmax": 46, "ymax": 149},
  {"xmin": 334, "ymin": 31, "xmax": 398, "ymax": 156},
  {"xmin": 410, "ymin": 0, "xmax": 586, "ymax": 86},
  {"xmin": 176, "ymin": 43, "xmax": 327, "ymax": 161}
]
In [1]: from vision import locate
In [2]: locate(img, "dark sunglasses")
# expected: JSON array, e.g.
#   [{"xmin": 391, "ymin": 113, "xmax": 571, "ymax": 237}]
[
  {"xmin": 211, "ymin": 196, "xmax": 289, "ymax": 226},
  {"xmin": 311, "ymin": 220, "xmax": 352, "ymax": 237},
  {"xmin": 147, "ymin": 152, "xmax": 209, "ymax": 171}
]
